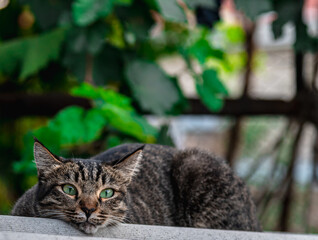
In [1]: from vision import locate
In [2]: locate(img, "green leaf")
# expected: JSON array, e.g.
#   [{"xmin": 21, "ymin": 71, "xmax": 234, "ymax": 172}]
[
  {"xmin": 156, "ymin": 125, "xmax": 174, "ymax": 146},
  {"xmin": 155, "ymin": 0, "xmax": 186, "ymax": 22},
  {"xmin": 20, "ymin": 28, "xmax": 67, "ymax": 79},
  {"xmin": 195, "ymin": 69, "xmax": 227, "ymax": 112},
  {"xmin": 48, "ymin": 106, "xmax": 107, "ymax": 145},
  {"xmin": 234, "ymin": 0, "xmax": 272, "ymax": 21},
  {"xmin": 33, "ymin": 127, "xmax": 62, "ymax": 153},
  {"xmin": 71, "ymin": 83, "xmax": 134, "ymax": 111},
  {"xmin": 0, "ymin": 38, "xmax": 27, "ymax": 74},
  {"xmin": 72, "ymin": 0, "xmax": 114, "ymax": 26},
  {"xmin": 196, "ymin": 82, "xmax": 223, "ymax": 111},
  {"xmin": 83, "ymin": 108, "xmax": 108, "ymax": 142},
  {"xmin": 14, "ymin": 106, "xmax": 106, "ymax": 173},
  {"xmin": 101, "ymin": 104, "xmax": 157, "ymax": 142},
  {"xmin": 202, "ymin": 69, "xmax": 228, "ymax": 96},
  {"xmin": 48, "ymin": 106, "xmax": 86, "ymax": 145},
  {"xmin": 188, "ymin": 38, "xmax": 224, "ymax": 65},
  {"xmin": 72, "ymin": 83, "xmax": 157, "ymax": 141},
  {"xmin": 71, "ymin": 82, "xmax": 101, "ymax": 99},
  {"xmin": 0, "ymin": 28, "xmax": 67, "ymax": 79},
  {"xmin": 225, "ymin": 25, "xmax": 245, "ymax": 44},
  {"xmin": 98, "ymin": 90, "xmax": 134, "ymax": 111},
  {"xmin": 125, "ymin": 60, "xmax": 181, "ymax": 115}
]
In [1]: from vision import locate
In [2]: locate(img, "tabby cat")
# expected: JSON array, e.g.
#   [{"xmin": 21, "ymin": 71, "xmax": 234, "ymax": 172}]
[{"xmin": 11, "ymin": 139, "xmax": 261, "ymax": 234}]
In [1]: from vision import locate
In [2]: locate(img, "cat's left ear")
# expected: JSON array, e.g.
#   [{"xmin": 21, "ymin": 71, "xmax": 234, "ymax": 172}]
[
  {"xmin": 112, "ymin": 145, "xmax": 144, "ymax": 181},
  {"xmin": 33, "ymin": 138, "xmax": 63, "ymax": 176}
]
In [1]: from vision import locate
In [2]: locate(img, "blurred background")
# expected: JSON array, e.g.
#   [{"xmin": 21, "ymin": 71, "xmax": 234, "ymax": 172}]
[{"xmin": 0, "ymin": 0, "xmax": 318, "ymax": 234}]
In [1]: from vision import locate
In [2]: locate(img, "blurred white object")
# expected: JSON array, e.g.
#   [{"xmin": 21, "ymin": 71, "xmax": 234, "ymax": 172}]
[{"xmin": 0, "ymin": 0, "xmax": 9, "ymax": 10}]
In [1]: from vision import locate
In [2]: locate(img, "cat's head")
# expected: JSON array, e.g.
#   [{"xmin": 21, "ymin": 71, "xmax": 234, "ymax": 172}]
[{"xmin": 33, "ymin": 139, "xmax": 143, "ymax": 234}]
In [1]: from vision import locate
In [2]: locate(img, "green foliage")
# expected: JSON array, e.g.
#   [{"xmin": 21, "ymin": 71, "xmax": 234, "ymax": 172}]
[
  {"xmin": 235, "ymin": 0, "xmax": 318, "ymax": 53},
  {"xmin": 125, "ymin": 60, "xmax": 181, "ymax": 115},
  {"xmin": 71, "ymin": 82, "xmax": 134, "ymax": 111},
  {"xmin": 195, "ymin": 69, "xmax": 228, "ymax": 111},
  {"xmin": 72, "ymin": 0, "xmax": 133, "ymax": 26},
  {"xmin": 0, "ymin": 0, "xmax": 236, "ymax": 117},
  {"xmin": 155, "ymin": 0, "xmax": 186, "ymax": 23},
  {"xmin": 73, "ymin": 0, "xmax": 113, "ymax": 26},
  {"xmin": 178, "ymin": 27, "xmax": 230, "ymax": 111},
  {"xmin": 48, "ymin": 107, "xmax": 107, "ymax": 145},
  {"xmin": 14, "ymin": 83, "xmax": 158, "ymax": 179},
  {"xmin": 20, "ymin": 28, "xmax": 67, "ymax": 79},
  {"xmin": 202, "ymin": 69, "xmax": 228, "ymax": 96},
  {"xmin": 188, "ymin": 38, "xmax": 224, "ymax": 65},
  {"xmin": 217, "ymin": 23, "xmax": 245, "ymax": 45},
  {"xmin": 72, "ymin": 83, "xmax": 158, "ymax": 141},
  {"xmin": 0, "ymin": 27, "xmax": 67, "ymax": 79},
  {"xmin": 0, "ymin": 38, "xmax": 27, "ymax": 74},
  {"xmin": 0, "ymin": 0, "xmax": 244, "ymax": 198},
  {"xmin": 101, "ymin": 104, "xmax": 157, "ymax": 142}
]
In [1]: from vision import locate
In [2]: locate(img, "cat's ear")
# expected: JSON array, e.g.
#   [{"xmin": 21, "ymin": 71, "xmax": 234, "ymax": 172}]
[
  {"xmin": 112, "ymin": 145, "xmax": 144, "ymax": 181},
  {"xmin": 33, "ymin": 138, "xmax": 62, "ymax": 176}
]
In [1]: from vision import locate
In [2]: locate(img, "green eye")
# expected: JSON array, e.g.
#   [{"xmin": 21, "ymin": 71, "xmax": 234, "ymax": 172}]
[
  {"xmin": 62, "ymin": 184, "xmax": 77, "ymax": 196},
  {"xmin": 100, "ymin": 188, "xmax": 114, "ymax": 199}
]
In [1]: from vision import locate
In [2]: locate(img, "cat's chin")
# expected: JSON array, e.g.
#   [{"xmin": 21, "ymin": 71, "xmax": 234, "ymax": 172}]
[{"xmin": 78, "ymin": 222, "xmax": 99, "ymax": 234}]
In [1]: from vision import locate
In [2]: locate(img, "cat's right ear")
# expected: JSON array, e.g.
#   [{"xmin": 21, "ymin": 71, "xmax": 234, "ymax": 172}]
[
  {"xmin": 112, "ymin": 145, "xmax": 144, "ymax": 183},
  {"xmin": 34, "ymin": 138, "xmax": 62, "ymax": 176}
]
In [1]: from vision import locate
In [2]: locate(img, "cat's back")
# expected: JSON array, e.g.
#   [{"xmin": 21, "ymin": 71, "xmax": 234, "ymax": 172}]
[
  {"xmin": 171, "ymin": 149, "xmax": 261, "ymax": 230},
  {"xmin": 94, "ymin": 144, "xmax": 260, "ymax": 230}
]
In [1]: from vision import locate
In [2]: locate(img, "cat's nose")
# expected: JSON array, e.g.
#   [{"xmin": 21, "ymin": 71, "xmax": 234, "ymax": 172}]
[{"xmin": 81, "ymin": 207, "xmax": 96, "ymax": 218}]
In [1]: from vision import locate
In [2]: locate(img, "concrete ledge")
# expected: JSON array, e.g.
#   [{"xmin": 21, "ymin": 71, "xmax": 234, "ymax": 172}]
[{"xmin": 1, "ymin": 215, "xmax": 318, "ymax": 240}]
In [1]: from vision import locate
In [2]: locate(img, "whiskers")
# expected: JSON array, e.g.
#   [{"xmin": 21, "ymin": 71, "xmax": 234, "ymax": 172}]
[
  {"xmin": 40, "ymin": 209, "xmax": 68, "ymax": 221},
  {"xmin": 105, "ymin": 214, "xmax": 130, "ymax": 226},
  {"xmin": 40, "ymin": 208, "xmax": 128, "ymax": 233}
]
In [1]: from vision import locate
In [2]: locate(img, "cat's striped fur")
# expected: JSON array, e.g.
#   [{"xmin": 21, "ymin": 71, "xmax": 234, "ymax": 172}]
[{"xmin": 12, "ymin": 140, "xmax": 261, "ymax": 234}]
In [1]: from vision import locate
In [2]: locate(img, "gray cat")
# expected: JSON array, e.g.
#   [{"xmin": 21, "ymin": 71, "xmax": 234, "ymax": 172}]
[{"xmin": 11, "ymin": 139, "xmax": 261, "ymax": 234}]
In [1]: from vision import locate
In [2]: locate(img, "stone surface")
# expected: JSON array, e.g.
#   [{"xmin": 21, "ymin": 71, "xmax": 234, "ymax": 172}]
[{"xmin": 1, "ymin": 215, "xmax": 318, "ymax": 240}]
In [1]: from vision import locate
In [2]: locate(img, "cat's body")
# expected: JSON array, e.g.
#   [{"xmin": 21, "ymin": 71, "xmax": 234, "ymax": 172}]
[{"xmin": 12, "ymin": 142, "xmax": 261, "ymax": 233}]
